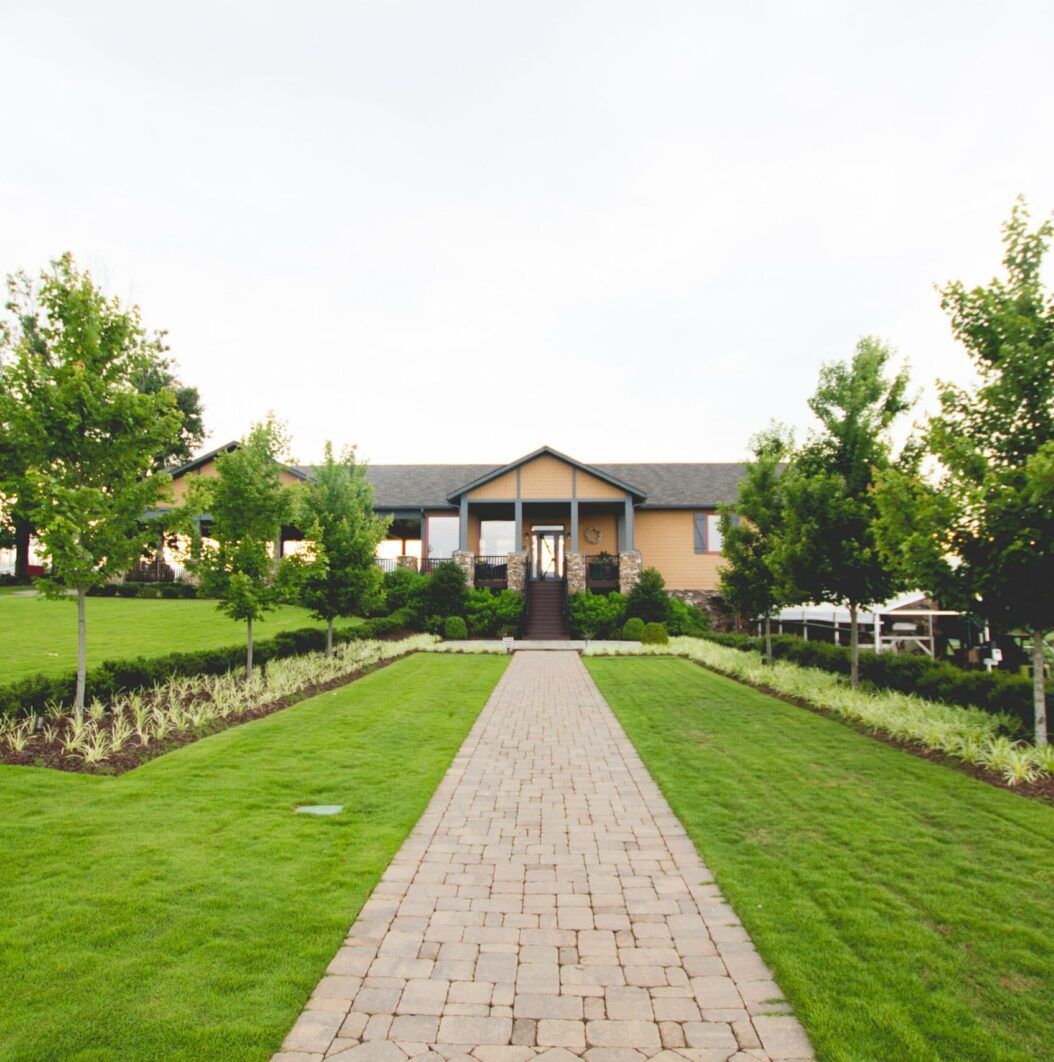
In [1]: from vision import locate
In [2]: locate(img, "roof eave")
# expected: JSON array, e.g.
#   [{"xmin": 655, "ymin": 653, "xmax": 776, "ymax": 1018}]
[{"xmin": 445, "ymin": 445, "xmax": 647, "ymax": 503}]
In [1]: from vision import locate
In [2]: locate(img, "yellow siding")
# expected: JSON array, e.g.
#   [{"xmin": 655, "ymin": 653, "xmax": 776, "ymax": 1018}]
[
  {"xmin": 165, "ymin": 461, "xmax": 303, "ymax": 508},
  {"xmin": 634, "ymin": 510, "xmax": 724, "ymax": 591},
  {"xmin": 469, "ymin": 469, "xmax": 517, "ymax": 500},
  {"xmin": 520, "ymin": 455, "xmax": 573, "ymax": 497},
  {"xmin": 577, "ymin": 512, "xmax": 618, "ymax": 553},
  {"xmin": 575, "ymin": 469, "xmax": 625, "ymax": 500}
]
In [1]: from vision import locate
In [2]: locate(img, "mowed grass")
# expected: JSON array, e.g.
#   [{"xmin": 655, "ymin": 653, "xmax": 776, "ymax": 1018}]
[
  {"xmin": 585, "ymin": 656, "xmax": 1054, "ymax": 1062},
  {"xmin": 0, "ymin": 594, "xmax": 362, "ymax": 683},
  {"xmin": 0, "ymin": 652, "xmax": 507, "ymax": 1060}
]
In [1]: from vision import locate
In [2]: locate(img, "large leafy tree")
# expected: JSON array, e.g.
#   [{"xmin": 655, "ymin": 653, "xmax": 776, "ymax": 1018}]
[
  {"xmin": 190, "ymin": 416, "xmax": 298, "ymax": 677},
  {"xmin": 875, "ymin": 200, "xmax": 1054, "ymax": 744},
  {"xmin": 132, "ymin": 353, "xmax": 206, "ymax": 469},
  {"xmin": 0, "ymin": 255, "xmax": 184, "ymax": 713},
  {"xmin": 296, "ymin": 442, "xmax": 390, "ymax": 654},
  {"xmin": 718, "ymin": 424, "xmax": 792, "ymax": 663},
  {"xmin": 780, "ymin": 337, "xmax": 912, "ymax": 687}
]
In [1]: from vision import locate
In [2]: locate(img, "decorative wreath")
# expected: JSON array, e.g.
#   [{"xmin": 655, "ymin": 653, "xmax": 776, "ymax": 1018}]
[{"xmin": 583, "ymin": 526, "xmax": 602, "ymax": 545}]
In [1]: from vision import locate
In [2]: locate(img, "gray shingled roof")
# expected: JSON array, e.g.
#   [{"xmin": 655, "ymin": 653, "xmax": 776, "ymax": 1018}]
[
  {"xmin": 292, "ymin": 461, "xmax": 747, "ymax": 510},
  {"xmin": 593, "ymin": 463, "xmax": 747, "ymax": 507}
]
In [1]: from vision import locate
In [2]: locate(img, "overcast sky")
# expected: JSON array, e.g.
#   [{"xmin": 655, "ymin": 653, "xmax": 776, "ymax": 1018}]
[{"xmin": 3, "ymin": 2, "xmax": 1052, "ymax": 465}]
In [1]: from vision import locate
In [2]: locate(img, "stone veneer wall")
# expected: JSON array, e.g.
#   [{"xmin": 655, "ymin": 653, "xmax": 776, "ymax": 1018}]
[
  {"xmin": 669, "ymin": 588, "xmax": 735, "ymax": 631},
  {"xmin": 506, "ymin": 552, "xmax": 527, "ymax": 592},
  {"xmin": 452, "ymin": 550, "xmax": 475, "ymax": 589},
  {"xmin": 396, "ymin": 555, "xmax": 418, "ymax": 571},
  {"xmin": 618, "ymin": 550, "xmax": 642, "ymax": 595},
  {"xmin": 566, "ymin": 552, "xmax": 586, "ymax": 595}
]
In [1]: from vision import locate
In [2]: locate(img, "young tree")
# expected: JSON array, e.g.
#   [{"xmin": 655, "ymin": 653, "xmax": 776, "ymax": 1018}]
[
  {"xmin": 625, "ymin": 568, "xmax": 672, "ymax": 625},
  {"xmin": 875, "ymin": 200, "xmax": 1054, "ymax": 744},
  {"xmin": 779, "ymin": 337, "xmax": 912, "ymax": 687},
  {"xmin": 0, "ymin": 255, "xmax": 184, "ymax": 713},
  {"xmin": 296, "ymin": 442, "xmax": 390, "ymax": 654},
  {"xmin": 190, "ymin": 417, "xmax": 297, "ymax": 676},
  {"xmin": 718, "ymin": 425, "xmax": 792, "ymax": 663}
]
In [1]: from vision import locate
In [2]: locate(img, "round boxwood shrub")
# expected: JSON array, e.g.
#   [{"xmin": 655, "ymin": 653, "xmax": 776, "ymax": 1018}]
[
  {"xmin": 622, "ymin": 617, "xmax": 645, "ymax": 641},
  {"xmin": 641, "ymin": 622, "xmax": 669, "ymax": 645},
  {"xmin": 443, "ymin": 615, "xmax": 468, "ymax": 640}
]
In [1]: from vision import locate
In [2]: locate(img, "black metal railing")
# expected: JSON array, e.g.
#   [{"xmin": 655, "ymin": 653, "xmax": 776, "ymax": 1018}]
[
  {"xmin": 585, "ymin": 554, "xmax": 619, "ymax": 589},
  {"xmin": 475, "ymin": 555, "xmax": 509, "ymax": 588},
  {"xmin": 375, "ymin": 557, "xmax": 397, "ymax": 573},
  {"xmin": 421, "ymin": 557, "xmax": 451, "ymax": 574},
  {"xmin": 127, "ymin": 557, "xmax": 183, "ymax": 583}
]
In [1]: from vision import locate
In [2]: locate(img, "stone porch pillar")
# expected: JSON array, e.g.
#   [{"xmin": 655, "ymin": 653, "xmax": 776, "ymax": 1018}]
[
  {"xmin": 618, "ymin": 550, "xmax": 642, "ymax": 595},
  {"xmin": 507, "ymin": 551, "xmax": 528, "ymax": 593},
  {"xmin": 453, "ymin": 549, "xmax": 475, "ymax": 589},
  {"xmin": 566, "ymin": 552, "xmax": 586, "ymax": 595},
  {"xmin": 396, "ymin": 555, "xmax": 418, "ymax": 571}
]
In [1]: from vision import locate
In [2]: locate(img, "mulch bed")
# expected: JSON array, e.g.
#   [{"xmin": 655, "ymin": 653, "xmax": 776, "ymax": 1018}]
[
  {"xmin": 1, "ymin": 654, "xmax": 410, "ymax": 777},
  {"xmin": 673, "ymin": 653, "xmax": 1054, "ymax": 806}
]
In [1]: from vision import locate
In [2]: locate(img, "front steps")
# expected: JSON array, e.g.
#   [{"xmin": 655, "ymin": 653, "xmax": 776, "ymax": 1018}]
[{"xmin": 523, "ymin": 579, "xmax": 570, "ymax": 640}]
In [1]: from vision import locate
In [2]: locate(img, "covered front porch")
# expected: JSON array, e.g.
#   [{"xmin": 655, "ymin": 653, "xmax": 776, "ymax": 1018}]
[{"xmin": 375, "ymin": 499, "xmax": 641, "ymax": 595}]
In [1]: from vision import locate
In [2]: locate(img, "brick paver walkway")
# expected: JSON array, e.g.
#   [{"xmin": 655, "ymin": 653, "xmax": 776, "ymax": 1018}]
[{"xmin": 276, "ymin": 651, "xmax": 812, "ymax": 1062}]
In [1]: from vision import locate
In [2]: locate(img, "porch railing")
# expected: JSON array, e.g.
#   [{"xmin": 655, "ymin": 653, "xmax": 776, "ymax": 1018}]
[
  {"xmin": 475, "ymin": 555, "xmax": 509, "ymax": 588},
  {"xmin": 421, "ymin": 556, "xmax": 451, "ymax": 574},
  {"xmin": 375, "ymin": 557, "xmax": 397, "ymax": 574},
  {"xmin": 585, "ymin": 554, "xmax": 619, "ymax": 590},
  {"xmin": 126, "ymin": 557, "xmax": 184, "ymax": 583}
]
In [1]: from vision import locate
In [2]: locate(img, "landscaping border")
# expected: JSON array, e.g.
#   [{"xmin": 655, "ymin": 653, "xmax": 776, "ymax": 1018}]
[
  {"xmin": 0, "ymin": 608, "xmax": 414, "ymax": 719},
  {"xmin": 0, "ymin": 637, "xmax": 436, "ymax": 775},
  {"xmin": 586, "ymin": 641, "xmax": 1054, "ymax": 804}
]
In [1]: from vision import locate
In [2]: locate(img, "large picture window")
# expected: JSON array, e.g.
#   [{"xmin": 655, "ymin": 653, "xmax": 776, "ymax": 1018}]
[
  {"xmin": 426, "ymin": 515, "xmax": 459, "ymax": 557},
  {"xmin": 480, "ymin": 520, "xmax": 515, "ymax": 555}
]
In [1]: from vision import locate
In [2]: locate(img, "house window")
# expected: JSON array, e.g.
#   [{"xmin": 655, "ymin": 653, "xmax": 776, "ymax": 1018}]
[
  {"xmin": 426, "ymin": 515, "xmax": 459, "ymax": 557},
  {"xmin": 480, "ymin": 520, "xmax": 515, "ymax": 555},
  {"xmin": 693, "ymin": 512, "xmax": 723, "ymax": 554}
]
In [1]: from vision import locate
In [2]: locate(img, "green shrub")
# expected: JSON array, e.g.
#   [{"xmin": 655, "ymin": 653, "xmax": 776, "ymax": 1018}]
[
  {"xmin": 622, "ymin": 617, "xmax": 645, "ymax": 641},
  {"xmin": 0, "ymin": 610, "xmax": 416, "ymax": 720},
  {"xmin": 641, "ymin": 622, "xmax": 669, "ymax": 645},
  {"xmin": 568, "ymin": 591, "xmax": 626, "ymax": 639},
  {"xmin": 420, "ymin": 561, "xmax": 468, "ymax": 619},
  {"xmin": 699, "ymin": 630, "xmax": 1050, "ymax": 737},
  {"xmin": 136, "ymin": 584, "xmax": 161, "ymax": 599},
  {"xmin": 465, "ymin": 588, "xmax": 524, "ymax": 638},
  {"xmin": 626, "ymin": 568, "xmax": 671, "ymax": 624},
  {"xmin": 443, "ymin": 616, "xmax": 468, "ymax": 640},
  {"xmin": 666, "ymin": 596, "xmax": 710, "ymax": 636},
  {"xmin": 382, "ymin": 567, "xmax": 426, "ymax": 611}
]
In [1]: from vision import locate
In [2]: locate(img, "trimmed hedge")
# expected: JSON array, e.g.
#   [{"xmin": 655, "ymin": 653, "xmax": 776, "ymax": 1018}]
[
  {"xmin": 701, "ymin": 631, "xmax": 1050, "ymax": 736},
  {"xmin": 0, "ymin": 609, "xmax": 414, "ymax": 719},
  {"xmin": 641, "ymin": 622, "xmax": 669, "ymax": 646}
]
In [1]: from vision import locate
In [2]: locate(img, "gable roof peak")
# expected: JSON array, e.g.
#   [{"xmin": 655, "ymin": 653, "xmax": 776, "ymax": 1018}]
[{"xmin": 446, "ymin": 445, "xmax": 647, "ymax": 502}]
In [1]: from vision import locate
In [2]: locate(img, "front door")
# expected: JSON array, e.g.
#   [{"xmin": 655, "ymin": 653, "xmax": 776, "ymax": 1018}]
[{"xmin": 531, "ymin": 528, "xmax": 565, "ymax": 580}]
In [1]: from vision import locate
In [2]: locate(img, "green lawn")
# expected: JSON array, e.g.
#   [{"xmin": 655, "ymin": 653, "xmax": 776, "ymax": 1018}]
[
  {"xmin": 585, "ymin": 656, "xmax": 1054, "ymax": 1062},
  {"xmin": 0, "ymin": 652, "xmax": 507, "ymax": 1060},
  {"xmin": 0, "ymin": 595, "xmax": 362, "ymax": 683}
]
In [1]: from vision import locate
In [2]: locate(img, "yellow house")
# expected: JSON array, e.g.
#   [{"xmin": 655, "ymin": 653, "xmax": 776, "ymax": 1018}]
[
  {"xmin": 160, "ymin": 444, "xmax": 744, "ymax": 623},
  {"xmin": 345, "ymin": 446, "xmax": 741, "ymax": 606}
]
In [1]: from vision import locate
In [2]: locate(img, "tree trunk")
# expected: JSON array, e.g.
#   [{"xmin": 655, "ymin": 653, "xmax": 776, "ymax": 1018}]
[
  {"xmin": 764, "ymin": 614, "xmax": 773, "ymax": 665},
  {"xmin": 14, "ymin": 518, "xmax": 31, "ymax": 580},
  {"xmin": 1033, "ymin": 630, "xmax": 1048, "ymax": 748},
  {"xmin": 849, "ymin": 601, "xmax": 860, "ymax": 689},
  {"xmin": 75, "ymin": 587, "xmax": 87, "ymax": 717},
  {"xmin": 246, "ymin": 615, "xmax": 254, "ymax": 679},
  {"xmin": 326, "ymin": 618, "xmax": 334, "ymax": 657}
]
